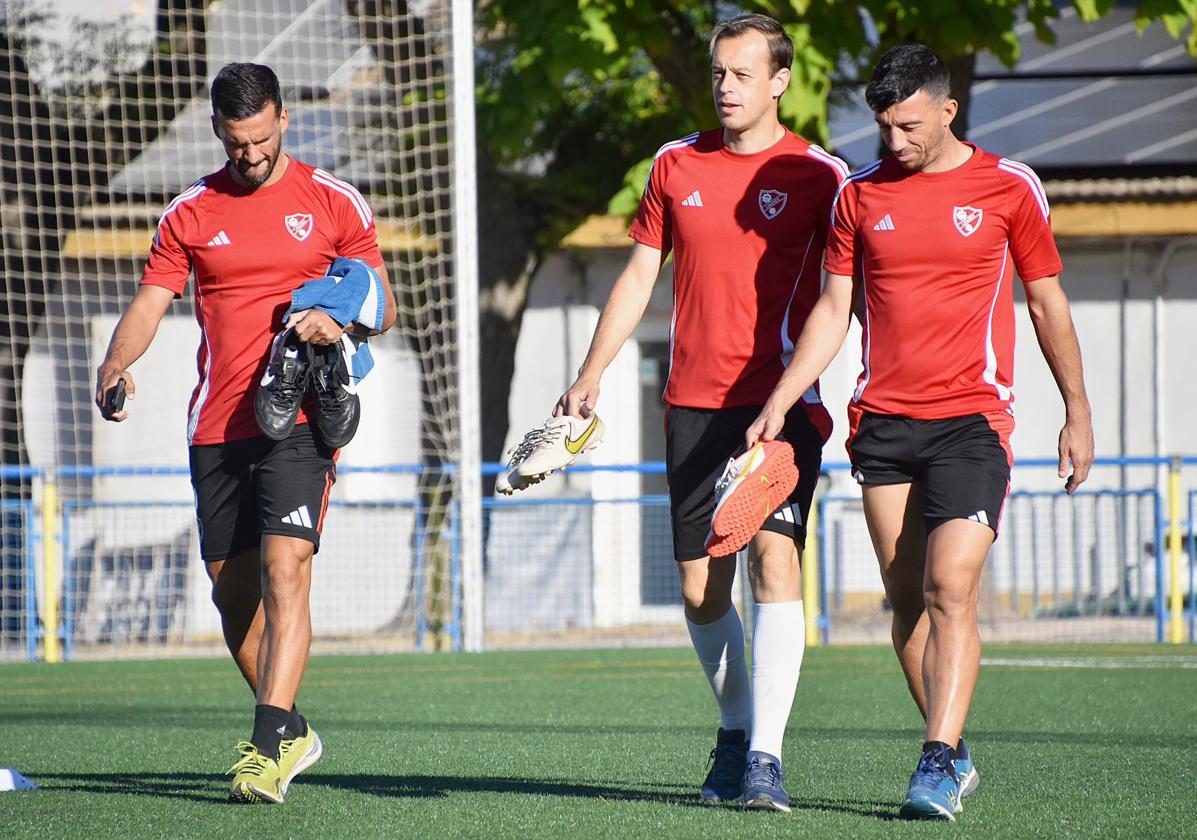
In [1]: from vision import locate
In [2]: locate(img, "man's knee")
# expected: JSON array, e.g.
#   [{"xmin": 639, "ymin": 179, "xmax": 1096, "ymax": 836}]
[
  {"xmin": 678, "ymin": 558, "xmax": 734, "ymax": 617},
  {"xmin": 261, "ymin": 537, "xmax": 314, "ymax": 598},
  {"xmin": 209, "ymin": 560, "xmax": 260, "ymax": 615},
  {"xmin": 923, "ymin": 580, "xmax": 978, "ymax": 623},
  {"xmin": 880, "ymin": 562, "xmax": 925, "ymax": 625}
]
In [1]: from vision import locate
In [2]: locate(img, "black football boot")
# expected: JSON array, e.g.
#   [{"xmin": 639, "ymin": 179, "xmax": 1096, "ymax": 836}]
[
  {"xmin": 308, "ymin": 341, "xmax": 360, "ymax": 448},
  {"xmin": 254, "ymin": 328, "xmax": 309, "ymax": 440}
]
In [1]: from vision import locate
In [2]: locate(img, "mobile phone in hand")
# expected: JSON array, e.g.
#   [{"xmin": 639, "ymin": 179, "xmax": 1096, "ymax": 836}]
[{"xmin": 105, "ymin": 378, "xmax": 127, "ymax": 415}]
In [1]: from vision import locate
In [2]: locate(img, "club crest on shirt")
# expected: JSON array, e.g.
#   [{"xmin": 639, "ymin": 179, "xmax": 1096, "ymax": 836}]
[
  {"xmin": 284, "ymin": 213, "xmax": 314, "ymax": 242},
  {"xmin": 759, "ymin": 189, "xmax": 788, "ymax": 220},
  {"xmin": 952, "ymin": 206, "xmax": 983, "ymax": 237}
]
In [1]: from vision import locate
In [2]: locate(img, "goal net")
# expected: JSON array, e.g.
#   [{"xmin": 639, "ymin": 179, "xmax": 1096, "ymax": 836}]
[{"xmin": 0, "ymin": 0, "xmax": 475, "ymax": 659}]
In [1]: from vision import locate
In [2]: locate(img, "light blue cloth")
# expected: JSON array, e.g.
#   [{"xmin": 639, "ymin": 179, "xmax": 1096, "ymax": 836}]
[
  {"xmin": 284, "ymin": 257, "xmax": 386, "ymax": 390},
  {"xmin": 286, "ymin": 257, "xmax": 385, "ymax": 330}
]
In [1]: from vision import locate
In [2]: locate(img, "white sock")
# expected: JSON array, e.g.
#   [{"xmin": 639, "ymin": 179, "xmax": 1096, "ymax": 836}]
[
  {"xmin": 749, "ymin": 600, "xmax": 806, "ymax": 759},
  {"xmin": 686, "ymin": 606, "xmax": 752, "ymax": 734}
]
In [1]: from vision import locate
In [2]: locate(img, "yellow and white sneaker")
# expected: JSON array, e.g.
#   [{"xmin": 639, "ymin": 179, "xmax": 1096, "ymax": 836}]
[
  {"xmin": 228, "ymin": 742, "xmax": 285, "ymax": 804},
  {"xmin": 496, "ymin": 414, "xmax": 605, "ymax": 494},
  {"xmin": 278, "ymin": 725, "xmax": 323, "ymax": 794}
]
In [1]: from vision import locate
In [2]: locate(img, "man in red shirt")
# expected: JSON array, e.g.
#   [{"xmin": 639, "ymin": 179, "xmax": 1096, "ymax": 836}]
[
  {"xmin": 94, "ymin": 63, "xmax": 396, "ymax": 804},
  {"xmin": 748, "ymin": 45, "xmax": 1093, "ymax": 820},
  {"xmin": 557, "ymin": 15, "xmax": 846, "ymax": 811}
]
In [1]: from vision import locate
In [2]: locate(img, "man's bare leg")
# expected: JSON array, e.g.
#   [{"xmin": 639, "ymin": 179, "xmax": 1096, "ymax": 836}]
[
  {"xmin": 206, "ymin": 548, "xmax": 264, "ymax": 693},
  {"xmin": 256, "ymin": 534, "xmax": 314, "ymax": 712},
  {"xmin": 861, "ymin": 482, "xmax": 929, "ymax": 717},
  {"xmin": 921, "ymin": 519, "xmax": 991, "ymax": 746}
]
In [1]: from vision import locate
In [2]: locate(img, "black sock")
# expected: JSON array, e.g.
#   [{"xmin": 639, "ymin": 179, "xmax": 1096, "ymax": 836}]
[
  {"xmin": 251, "ymin": 704, "xmax": 292, "ymax": 761},
  {"xmin": 288, "ymin": 705, "xmax": 307, "ymax": 738}
]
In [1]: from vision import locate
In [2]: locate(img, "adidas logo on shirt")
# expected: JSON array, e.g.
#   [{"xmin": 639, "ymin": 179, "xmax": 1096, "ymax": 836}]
[
  {"xmin": 872, "ymin": 214, "xmax": 895, "ymax": 231},
  {"xmin": 283, "ymin": 505, "xmax": 313, "ymax": 528},
  {"xmin": 681, "ymin": 190, "xmax": 703, "ymax": 207},
  {"xmin": 206, "ymin": 230, "xmax": 232, "ymax": 247}
]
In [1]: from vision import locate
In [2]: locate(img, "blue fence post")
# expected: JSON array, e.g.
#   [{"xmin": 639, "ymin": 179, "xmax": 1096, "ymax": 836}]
[
  {"xmin": 1154, "ymin": 489, "xmax": 1166, "ymax": 643},
  {"xmin": 23, "ymin": 499, "xmax": 37, "ymax": 662},
  {"xmin": 413, "ymin": 507, "xmax": 427, "ymax": 653},
  {"xmin": 449, "ymin": 499, "xmax": 462, "ymax": 653},
  {"xmin": 1182, "ymin": 492, "xmax": 1192, "ymax": 646},
  {"xmin": 816, "ymin": 495, "xmax": 830, "ymax": 645}
]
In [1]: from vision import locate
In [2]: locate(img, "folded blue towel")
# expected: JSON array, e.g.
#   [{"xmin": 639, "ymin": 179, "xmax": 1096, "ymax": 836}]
[
  {"xmin": 286, "ymin": 257, "xmax": 386, "ymax": 330},
  {"xmin": 285, "ymin": 257, "xmax": 387, "ymax": 390}
]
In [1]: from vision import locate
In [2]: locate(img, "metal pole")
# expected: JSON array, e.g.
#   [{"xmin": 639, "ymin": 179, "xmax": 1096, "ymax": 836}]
[
  {"xmin": 41, "ymin": 481, "xmax": 61, "ymax": 663},
  {"xmin": 1168, "ymin": 457, "xmax": 1183, "ymax": 643},
  {"xmin": 802, "ymin": 489, "xmax": 820, "ymax": 647},
  {"xmin": 450, "ymin": 0, "xmax": 484, "ymax": 652}
]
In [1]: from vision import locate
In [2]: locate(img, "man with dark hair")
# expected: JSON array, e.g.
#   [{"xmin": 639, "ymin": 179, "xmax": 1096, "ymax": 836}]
[
  {"xmin": 747, "ymin": 43, "xmax": 1093, "ymax": 820},
  {"xmin": 555, "ymin": 14, "xmax": 847, "ymax": 811},
  {"xmin": 95, "ymin": 62, "xmax": 397, "ymax": 804}
]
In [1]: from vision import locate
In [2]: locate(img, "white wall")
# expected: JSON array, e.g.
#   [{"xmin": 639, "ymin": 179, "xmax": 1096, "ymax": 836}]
[{"xmin": 506, "ymin": 236, "xmax": 1197, "ymax": 611}]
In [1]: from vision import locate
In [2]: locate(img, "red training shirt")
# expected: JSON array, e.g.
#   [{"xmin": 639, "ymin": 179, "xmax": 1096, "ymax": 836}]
[
  {"xmin": 141, "ymin": 157, "xmax": 383, "ymax": 445},
  {"xmin": 630, "ymin": 129, "xmax": 847, "ymax": 424},
  {"xmin": 824, "ymin": 144, "xmax": 1062, "ymax": 420}
]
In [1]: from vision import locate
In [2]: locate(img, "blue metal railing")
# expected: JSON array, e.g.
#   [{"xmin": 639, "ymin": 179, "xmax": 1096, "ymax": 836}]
[{"xmin": 6, "ymin": 457, "xmax": 1197, "ymax": 660}]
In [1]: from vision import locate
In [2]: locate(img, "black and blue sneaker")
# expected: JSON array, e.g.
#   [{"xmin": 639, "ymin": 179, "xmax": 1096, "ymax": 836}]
[
  {"xmin": 953, "ymin": 737, "xmax": 980, "ymax": 799},
  {"xmin": 742, "ymin": 750, "xmax": 790, "ymax": 812},
  {"xmin": 700, "ymin": 728, "xmax": 747, "ymax": 802},
  {"xmin": 900, "ymin": 741, "xmax": 961, "ymax": 821}
]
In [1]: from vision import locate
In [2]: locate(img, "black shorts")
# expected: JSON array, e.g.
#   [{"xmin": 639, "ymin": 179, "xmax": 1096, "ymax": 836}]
[
  {"xmin": 847, "ymin": 408, "xmax": 1013, "ymax": 534},
  {"xmin": 189, "ymin": 423, "xmax": 337, "ymax": 562},
  {"xmin": 666, "ymin": 404, "xmax": 825, "ymax": 563}
]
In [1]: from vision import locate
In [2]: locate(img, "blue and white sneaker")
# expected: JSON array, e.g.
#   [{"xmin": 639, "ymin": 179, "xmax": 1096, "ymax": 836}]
[
  {"xmin": 700, "ymin": 728, "xmax": 747, "ymax": 802},
  {"xmin": 900, "ymin": 743, "xmax": 961, "ymax": 821},
  {"xmin": 953, "ymin": 737, "xmax": 980, "ymax": 799},
  {"xmin": 741, "ymin": 750, "xmax": 791, "ymax": 812}
]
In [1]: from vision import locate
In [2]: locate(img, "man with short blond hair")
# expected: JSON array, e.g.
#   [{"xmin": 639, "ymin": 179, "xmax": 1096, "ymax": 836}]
[{"xmin": 556, "ymin": 14, "xmax": 847, "ymax": 811}]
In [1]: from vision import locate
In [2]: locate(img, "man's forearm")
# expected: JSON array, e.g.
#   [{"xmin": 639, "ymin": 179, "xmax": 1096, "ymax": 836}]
[
  {"xmin": 102, "ymin": 309, "xmax": 161, "ymax": 371},
  {"xmin": 1029, "ymin": 292, "xmax": 1090, "ymax": 417},
  {"xmin": 576, "ymin": 273, "xmax": 654, "ymax": 381},
  {"xmin": 765, "ymin": 278, "xmax": 853, "ymax": 413}
]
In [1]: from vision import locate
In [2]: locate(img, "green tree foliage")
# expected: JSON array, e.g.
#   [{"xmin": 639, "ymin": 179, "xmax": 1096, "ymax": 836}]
[
  {"xmin": 472, "ymin": 0, "xmax": 1193, "ymax": 468},
  {"xmin": 480, "ymin": 0, "xmax": 1195, "ymax": 214}
]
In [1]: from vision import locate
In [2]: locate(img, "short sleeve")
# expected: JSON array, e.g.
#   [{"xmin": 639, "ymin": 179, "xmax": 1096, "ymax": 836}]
[
  {"xmin": 140, "ymin": 209, "xmax": 192, "ymax": 297},
  {"xmin": 823, "ymin": 180, "xmax": 859, "ymax": 276},
  {"xmin": 1000, "ymin": 160, "xmax": 1062, "ymax": 282},
  {"xmin": 628, "ymin": 151, "xmax": 674, "ymax": 255},
  {"xmin": 315, "ymin": 169, "xmax": 384, "ymax": 267}
]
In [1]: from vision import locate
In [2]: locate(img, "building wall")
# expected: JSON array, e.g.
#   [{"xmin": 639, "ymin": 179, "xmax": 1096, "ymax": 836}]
[{"xmin": 502, "ymin": 237, "xmax": 1197, "ymax": 609}]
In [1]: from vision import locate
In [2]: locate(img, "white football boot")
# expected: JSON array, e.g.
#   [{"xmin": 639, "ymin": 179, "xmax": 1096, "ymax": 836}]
[{"xmin": 495, "ymin": 413, "xmax": 605, "ymax": 495}]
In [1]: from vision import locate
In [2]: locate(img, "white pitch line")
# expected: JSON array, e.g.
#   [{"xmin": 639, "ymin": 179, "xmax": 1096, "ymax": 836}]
[{"xmin": 982, "ymin": 656, "xmax": 1197, "ymax": 670}]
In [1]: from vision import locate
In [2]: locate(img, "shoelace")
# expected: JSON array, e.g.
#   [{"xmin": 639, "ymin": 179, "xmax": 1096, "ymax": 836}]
[
  {"xmin": 309, "ymin": 349, "xmax": 349, "ymax": 408},
  {"xmin": 745, "ymin": 757, "xmax": 782, "ymax": 789},
  {"xmin": 705, "ymin": 743, "xmax": 744, "ymax": 785},
  {"xmin": 266, "ymin": 351, "xmax": 308, "ymax": 405},
  {"xmin": 227, "ymin": 741, "xmax": 272, "ymax": 775},
  {"xmin": 915, "ymin": 747, "xmax": 956, "ymax": 782},
  {"xmin": 713, "ymin": 459, "xmax": 737, "ymax": 498},
  {"xmin": 505, "ymin": 421, "xmax": 565, "ymax": 467}
]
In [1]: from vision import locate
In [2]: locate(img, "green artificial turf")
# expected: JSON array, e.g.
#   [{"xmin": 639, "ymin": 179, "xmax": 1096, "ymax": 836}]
[{"xmin": 1, "ymin": 645, "xmax": 1194, "ymax": 838}]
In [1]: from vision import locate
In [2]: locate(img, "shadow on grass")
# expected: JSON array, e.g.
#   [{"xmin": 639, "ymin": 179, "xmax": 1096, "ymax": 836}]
[
  {"xmin": 304, "ymin": 773, "xmax": 902, "ymax": 820},
  {"xmin": 30, "ymin": 771, "xmax": 901, "ymax": 820}
]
